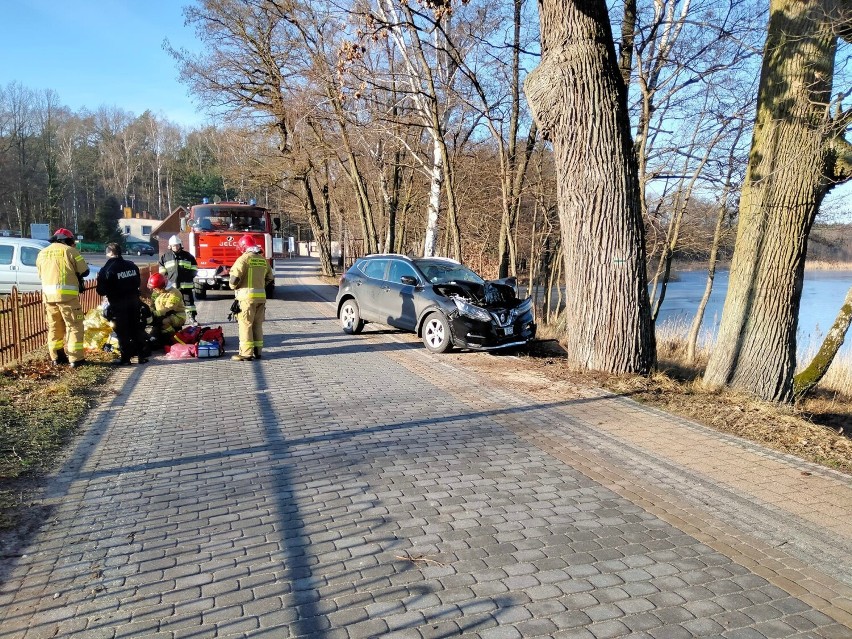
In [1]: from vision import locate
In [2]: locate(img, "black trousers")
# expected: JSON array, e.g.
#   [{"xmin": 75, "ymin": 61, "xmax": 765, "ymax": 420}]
[
  {"xmin": 111, "ymin": 299, "xmax": 147, "ymax": 361},
  {"xmin": 181, "ymin": 287, "xmax": 196, "ymax": 318}
]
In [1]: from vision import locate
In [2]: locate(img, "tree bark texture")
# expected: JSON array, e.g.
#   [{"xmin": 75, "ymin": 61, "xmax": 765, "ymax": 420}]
[
  {"xmin": 703, "ymin": 0, "xmax": 850, "ymax": 402},
  {"xmin": 525, "ymin": 0, "xmax": 656, "ymax": 374},
  {"xmin": 423, "ymin": 139, "xmax": 443, "ymax": 257}
]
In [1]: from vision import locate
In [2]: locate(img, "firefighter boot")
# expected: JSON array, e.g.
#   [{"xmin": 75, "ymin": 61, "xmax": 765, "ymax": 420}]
[
  {"xmin": 52, "ymin": 349, "xmax": 69, "ymax": 367},
  {"xmin": 253, "ymin": 347, "xmax": 262, "ymax": 360}
]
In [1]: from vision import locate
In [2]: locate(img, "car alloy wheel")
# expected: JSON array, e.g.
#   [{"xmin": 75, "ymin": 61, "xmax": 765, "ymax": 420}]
[
  {"xmin": 340, "ymin": 299, "xmax": 364, "ymax": 334},
  {"xmin": 423, "ymin": 312, "xmax": 452, "ymax": 353}
]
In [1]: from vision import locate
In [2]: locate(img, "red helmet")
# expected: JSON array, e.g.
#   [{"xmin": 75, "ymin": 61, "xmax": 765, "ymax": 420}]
[
  {"xmin": 53, "ymin": 228, "xmax": 74, "ymax": 240},
  {"xmin": 237, "ymin": 234, "xmax": 258, "ymax": 253},
  {"xmin": 147, "ymin": 273, "xmax": 167, "ymax": 289}
]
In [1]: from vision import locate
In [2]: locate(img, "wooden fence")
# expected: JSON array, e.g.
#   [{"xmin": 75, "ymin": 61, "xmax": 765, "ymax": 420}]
[{"xmin": 0, "ymin": 264, "xmax": 155, "ymax": 369}]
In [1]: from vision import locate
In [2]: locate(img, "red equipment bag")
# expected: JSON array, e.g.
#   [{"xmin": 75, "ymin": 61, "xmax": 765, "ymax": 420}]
[{"xmin": 173, "ymin": 325, "xmax": 203, "ymax": 345}]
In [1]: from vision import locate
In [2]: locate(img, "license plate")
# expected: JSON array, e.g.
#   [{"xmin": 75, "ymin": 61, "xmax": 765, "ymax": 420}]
[{"xmin": 504, "ymin": 325, "xmax": 514, "ymax": 336}]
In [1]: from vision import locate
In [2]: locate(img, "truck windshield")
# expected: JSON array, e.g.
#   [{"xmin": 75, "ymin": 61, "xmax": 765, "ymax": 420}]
[{"xmin": 190, "ymin": 206, "xmax": 267, "ymax": 232}]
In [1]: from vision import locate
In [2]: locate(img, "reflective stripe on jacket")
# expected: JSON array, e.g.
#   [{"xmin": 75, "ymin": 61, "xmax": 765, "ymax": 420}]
[
  {"xmin": 158, "ymin": 249, "xmax": 197, "ymax": 290},
  {"xmin": 229, "ymin": 252, "xmax": 273, "ymax": 302},
  {"xmin": 36, "ymin": 243, "xmax": 89, "ymax": 302}
]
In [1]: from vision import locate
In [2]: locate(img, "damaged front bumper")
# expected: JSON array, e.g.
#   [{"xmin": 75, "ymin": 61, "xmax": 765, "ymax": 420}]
[{"xmin": 447, "ymin": 297, "xmax": 537, "ymax": 350}]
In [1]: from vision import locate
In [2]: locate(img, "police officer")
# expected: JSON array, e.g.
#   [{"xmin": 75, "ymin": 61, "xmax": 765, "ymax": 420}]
[
  {"xmin": 158, "ymin": 235, "xmax": 198, "ymax": 324},
  {"xmin": 229, "ymin": 234, "xmax": 274, "ymax": 361},
  {"xmin": 96, "ymin": 243, "xmax": 146, "ymax": 365},
  {"xmin": 36, "ymin": 228, "xmax": 90, "ymax": 367}
]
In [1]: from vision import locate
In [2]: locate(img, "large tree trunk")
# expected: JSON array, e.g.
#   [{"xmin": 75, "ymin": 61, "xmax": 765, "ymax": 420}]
[
  {"xmin": 703, "ymin": 0, "xmax": 852, "ymax": 402},
  {"xmin": 525, "ymin": 0, "xmax": 656, "ymax": 374}
]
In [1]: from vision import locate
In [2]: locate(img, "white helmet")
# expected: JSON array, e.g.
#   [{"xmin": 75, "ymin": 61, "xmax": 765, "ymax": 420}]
[{"xmin": 168, "ymin": 235, "xmax": 182, "ymax": 247}]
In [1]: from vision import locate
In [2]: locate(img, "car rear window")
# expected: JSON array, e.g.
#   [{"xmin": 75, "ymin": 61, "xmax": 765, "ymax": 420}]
[
  {"xmin": 0, "ymin": 245, "xmax": 13, "ymax": 265},
  {"xmin": 361, "ymin": 259, "xmax": 388, "ymax": 280}
]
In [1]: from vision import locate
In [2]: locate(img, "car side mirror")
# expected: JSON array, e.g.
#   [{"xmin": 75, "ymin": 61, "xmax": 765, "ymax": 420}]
[{"xmin": 400, "ymin": 275, "xmax": 418, "ymax": 286}]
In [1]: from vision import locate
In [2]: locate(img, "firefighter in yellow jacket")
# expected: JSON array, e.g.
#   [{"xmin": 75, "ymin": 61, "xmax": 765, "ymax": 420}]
[
  {"xmin": 147, "ymin": 273, "xmax": 186, "ymax": 343},
  {"xmin": 36, "ymin": 228, "xmax": 90, "ymax": 367},
  {"xmin": 229, "ymin": 234, "xmax": 274, "ymax": 361}
]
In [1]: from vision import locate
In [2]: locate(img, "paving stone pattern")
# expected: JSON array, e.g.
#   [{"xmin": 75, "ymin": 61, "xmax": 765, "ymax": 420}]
[{"xmin": 0, "ymin": 259, "xmax": 850, "ymax": 639}]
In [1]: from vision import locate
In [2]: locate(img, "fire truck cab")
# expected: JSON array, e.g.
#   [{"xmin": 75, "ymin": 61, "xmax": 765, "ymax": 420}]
[{"xmin": 187, "ymin": 200, "xmax": 276, "ymax": 300}]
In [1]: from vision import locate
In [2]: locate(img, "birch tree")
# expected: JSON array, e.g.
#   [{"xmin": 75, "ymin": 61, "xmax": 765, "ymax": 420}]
[{"xmin": 362, "ymin": 0, "xmax": 464, "ymax": 259}]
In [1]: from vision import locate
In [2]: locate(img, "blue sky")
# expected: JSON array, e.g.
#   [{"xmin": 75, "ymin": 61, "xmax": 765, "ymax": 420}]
[{"xmin": 1, "ymin": 1, "xmax": 207, "ymax": 128}]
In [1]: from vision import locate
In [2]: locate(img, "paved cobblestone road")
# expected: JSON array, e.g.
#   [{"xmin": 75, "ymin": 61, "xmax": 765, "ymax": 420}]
[{"xmin": 1, "ymin": 258, "xmax": 850, "ymax": 638}]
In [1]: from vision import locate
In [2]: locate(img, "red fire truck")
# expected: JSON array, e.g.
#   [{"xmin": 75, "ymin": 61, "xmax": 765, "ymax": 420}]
[{"xmin": 186, "ymin": 200, "xmax": 277, "ymax": 299}]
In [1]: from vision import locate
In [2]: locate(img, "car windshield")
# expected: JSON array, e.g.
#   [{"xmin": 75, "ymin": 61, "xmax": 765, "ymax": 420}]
[{"xmin": 414, "ymin": 259, "xmax": 485, "ymax": 285}]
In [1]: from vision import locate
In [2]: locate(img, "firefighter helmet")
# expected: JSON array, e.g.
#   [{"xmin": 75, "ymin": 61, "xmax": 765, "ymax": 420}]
[
  {"xmin": 237, "ymin": 234, "xmax": 258, "ymax": 253},
  {"xmin": 52, "ymin": 228, "xmax": 75, "ymax": 244},
  {"xmin": 168, "ymin": 235, "xmax": 182, "ymax": 247},
  {"xmin": 147, "ymin": 273, "xmax": 167, "ymax": 290}
]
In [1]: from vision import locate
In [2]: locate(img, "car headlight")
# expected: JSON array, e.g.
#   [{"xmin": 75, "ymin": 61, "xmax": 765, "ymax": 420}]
[
  {"xmin": 515, "ymin": 297, "xmax": 533, "ymax": 314},
  {"xmin": 453, "ymin": 298, "xmax": 492, "ymax": 322}
]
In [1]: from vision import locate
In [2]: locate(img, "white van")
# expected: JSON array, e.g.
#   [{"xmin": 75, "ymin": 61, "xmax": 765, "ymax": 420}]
[{"xmin": 0, "ymin": 238, "xmax": 50, "ymax": 294}]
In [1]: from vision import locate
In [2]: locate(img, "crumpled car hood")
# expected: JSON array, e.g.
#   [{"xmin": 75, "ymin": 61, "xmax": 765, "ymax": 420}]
[{"xmin": 434, "ymin": 279, "xmax": 522, "ymax": 308}]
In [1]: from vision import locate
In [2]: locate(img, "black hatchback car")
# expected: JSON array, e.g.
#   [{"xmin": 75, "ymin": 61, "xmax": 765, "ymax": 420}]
[
  {"xmin": 127, "ymin": 242, "xmax": 156, "ymax": 256},
  {"xmin": 335, "ymin": 255, "xmax": 536, "ymax": 353}
]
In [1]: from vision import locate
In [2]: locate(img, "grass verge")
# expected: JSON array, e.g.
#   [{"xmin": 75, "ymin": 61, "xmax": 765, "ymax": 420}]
[{"xmin": 0, "ymin": 353, "xmax": 114, "ymax": 530}]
